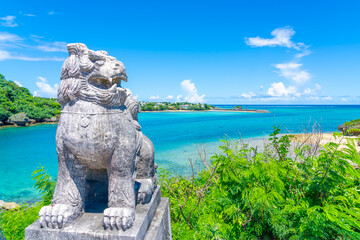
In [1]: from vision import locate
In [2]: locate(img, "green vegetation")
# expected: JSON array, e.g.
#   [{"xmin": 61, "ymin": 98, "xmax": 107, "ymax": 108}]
[
  {"xmin": 234, "ymin": 105, "xmax": 243, "ymax": 110},
  {"xmin": 0, "ymin": 74, "xmax": 61, "ymax": 122},
  {"xmin": 140, "ymin": 102, "xmax": 213, "ymax": 111},
  {"xmin": 0, "ymin": 168, "xmax": 56, "ymax": 240},
  {"xmin": 344, "ymin": 119, "xmax": 360, "ymax": 136},
  {"xmin": 160, "ymin": 127, "xmax": 360, "ymax": 239},
  {"xmin": 2, "ymin": 128, "xmax": 360, "ymax": 239}
]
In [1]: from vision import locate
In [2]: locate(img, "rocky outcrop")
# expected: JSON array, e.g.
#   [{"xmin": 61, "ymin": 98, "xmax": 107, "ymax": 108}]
[
  {"xmin": 28, "ymin": 119, "xmax": 36, "ymax": 125},
  {"xmin": 338, "ymin": 119, "xmax": 360, "ymax": 136},
  {"xmin": 9, "ymin": 112, "xmax": 29, "ymax": 126},
  {"xmin": 43, "ymin": 116, "xmax": 59, "ymax": 122},
  {"xmin": 0, "ymin": 200, "xmax": 20, "ymax": 210}
]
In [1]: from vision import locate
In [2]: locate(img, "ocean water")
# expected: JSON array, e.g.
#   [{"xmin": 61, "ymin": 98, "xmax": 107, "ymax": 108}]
[{"xmin": 0, "ymin": 105, "xmax": 360, "ymax": 202}]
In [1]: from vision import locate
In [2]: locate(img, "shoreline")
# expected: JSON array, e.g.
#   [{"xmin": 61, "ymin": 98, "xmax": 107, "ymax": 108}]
[
  {"xmin": 0, "ymin": 121, "xmax": 57, "ymax": 130},
  {"xmin": 0, "ymin": 109, "xmax": 269, "ymax": 129},
  {"xmin": 141, "ymin": 109, "xmax": 270, "ymax": 113}
]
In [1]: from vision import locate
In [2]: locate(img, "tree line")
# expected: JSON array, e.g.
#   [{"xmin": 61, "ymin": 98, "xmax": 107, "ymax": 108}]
[{"xmin": 0, "ymin": 74, "xmax": 61, "ymax": 122}]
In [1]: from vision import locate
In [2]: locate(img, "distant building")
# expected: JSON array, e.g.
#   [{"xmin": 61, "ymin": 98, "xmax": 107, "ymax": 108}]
[
  {"xmin": 155, "ymin": 103, "xmax": 163, "ymax": 107},
  {"xmin": 180, "ymin": 104, "xmax": 188, "ymax": 109}
]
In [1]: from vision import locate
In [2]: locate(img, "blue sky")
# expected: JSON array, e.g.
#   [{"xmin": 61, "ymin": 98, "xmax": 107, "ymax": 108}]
[{"xmin": 0, "ymin": 0, "xmax": 359, "ymax": 104}]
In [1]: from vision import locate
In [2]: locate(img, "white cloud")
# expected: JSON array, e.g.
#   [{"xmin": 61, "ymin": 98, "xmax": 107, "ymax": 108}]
[
  {"xmin": 33, "ymin": 76, "xmax": 58, "ymax": 97},
  {"xmin": 266, "ymin": 82, "xmax": 297, "ymax": 97},
  {"xmin": 0, "ymin": 32, "xmax": 22, "ymax": 43},
  {"xmin": 322, "ymin": 96, "xmax": 332, "ymax": 101},
  {"xmin": 0, "ymin": 50, "xmax": 64, "ymax": 61},
  {"xmin": 176, "ymin": 95, "xmax": 183, "ymax": 102},
  {"xmin": 246, "ymin": 27, "xmax": 312, "ymax": 89},
  {"xmin": 23, "ymin": 13, "xmax": 35, "ymax": 17},
  {"xmin": 240, "ymin": 91, "xmax": 256, "ymax": 99},
  {"xmin": 341, "ymin": 98, "xmax": 348, "ymax": 102},
  {"xmin": 303, "ymin": 83, "xmax": 322, "ymax": 95},
  {"xmin": 304, "ymin": 88, "xmax": 312, "ymax": 94},
  {"xmin": 35, "ymin": 41, "xmax": 67, "ymax": 52},
  {"xmin": 38, "ymin": 76, "xmax": 46, "ymax": 82},
  {"xmin": 0, "ymin": 16, "xmax": 18, "ymax": 27},
  {"xmin": 305, "ymin": 96, "xmax": 319, "ymax": 101},
  {"xmin": 13, "ymin": 80, "xmax": 22, "ymax": 87},
  {"xmin": 48, "ymin": 11, "xmax": 55, "ymax": 15},
  {"xmin": 274, "ymin": 62, "xmax": 311, "ymax": 84},
  {"xmin": 245, "ymin": 26, "xmax": 304, "ymax": 50},
  {"xmin": 0, "ymin": 32, "xmax": 65, "ymax": 61},
  {"xmin": 295, "ymin": 49, "xmax": 311, "ymax": 59},
  {"xmin": 30, "ymin": 34, "xmax": 44, "ymax": 39},
  {"xmin": 165, "ymin": 95, "xmax": 174, "ymax": 100},
  {"xmin": 149, "ymin": 95, "xmax": 159, "ymax": 100},
  {"xmin": 180, "ymin": 79, "xmax": 205, "ymax": 103},
  {"xmin": 0, "ymin": 50, "xmax": 11, "ymax": 60}
]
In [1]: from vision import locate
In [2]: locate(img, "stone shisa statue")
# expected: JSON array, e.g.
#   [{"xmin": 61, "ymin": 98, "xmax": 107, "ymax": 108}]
[{"xmin": 37, "ymin": 43, "xmax": 158, "ymax": 232}]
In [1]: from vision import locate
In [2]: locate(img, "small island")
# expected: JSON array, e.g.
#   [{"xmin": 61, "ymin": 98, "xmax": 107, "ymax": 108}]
[
  {"xmin": 140, "ymin": 102, "xmax": 214, "ymax": 111},
  {"xmin": 210, "ymin": 105, "xmax": 270, "ymax": 113},
  {"xmin": 140, "ymin": 102, "xmax": 270, "ymax": 113}
]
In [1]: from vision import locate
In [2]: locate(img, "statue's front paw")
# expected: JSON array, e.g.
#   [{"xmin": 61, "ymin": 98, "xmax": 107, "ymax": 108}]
[
  {"xmin": 39, "ymin": 204, "xmax": 81, "ymax": 229},
  {"xmin": 103, "ymin": 207, "xmax": 135, "ymax": 231},
  {"xmin": 136, "ymin": 179, "xmax": 154, "ymax": 205}
]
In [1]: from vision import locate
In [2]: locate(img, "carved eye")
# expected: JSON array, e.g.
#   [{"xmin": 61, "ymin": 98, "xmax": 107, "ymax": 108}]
[
  {"xmin": 111, "ymin": 62, "xmax": 120, "ymax": 69},
  {"xmin": 95, "ymin": 60, "xmax": 104, "ymax": 66}
]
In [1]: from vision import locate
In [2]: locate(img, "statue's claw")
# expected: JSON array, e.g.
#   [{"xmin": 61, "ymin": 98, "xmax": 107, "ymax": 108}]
[
  {"xmin": 103, "ymin": 207, "xmax": 135, "ymax": 231},
  {"xmin": 136, "ymin": 179, "xmax": 154, "ymax": 205},
  {"xmin": 38, "ymin": 204, "xmax": 81, "ymax": 229}
]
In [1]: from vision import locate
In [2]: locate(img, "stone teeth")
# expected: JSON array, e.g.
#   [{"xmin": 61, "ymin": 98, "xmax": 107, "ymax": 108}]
[{"xmin": 109, "ymin": 84, "xmax": 117, "ymax": 93}]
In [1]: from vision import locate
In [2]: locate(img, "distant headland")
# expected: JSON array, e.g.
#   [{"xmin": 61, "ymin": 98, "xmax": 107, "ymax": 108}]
[
  {"xmin": 140, "ymin": 102, "xmax": 270, "ymax": 113},
  {"xmin": 0, "ymin": 74, "xmax": 60, "ymax": 127}
]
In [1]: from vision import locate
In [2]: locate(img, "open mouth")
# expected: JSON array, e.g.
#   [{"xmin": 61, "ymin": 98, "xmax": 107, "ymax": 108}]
[{"xmin": 88, "ymin": 74, "xmax": 127, "ymax": 92}]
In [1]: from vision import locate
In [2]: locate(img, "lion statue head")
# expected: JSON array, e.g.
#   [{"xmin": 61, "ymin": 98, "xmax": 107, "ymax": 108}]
[{"xmin": 58, "ymin": 43, "xmax": 128, "ymax": 107}]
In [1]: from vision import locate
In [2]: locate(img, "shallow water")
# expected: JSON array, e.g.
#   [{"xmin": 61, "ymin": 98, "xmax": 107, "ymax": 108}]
[{"xmin": 1, "ymin": 105, "xmax": 359, "ymax": 202}]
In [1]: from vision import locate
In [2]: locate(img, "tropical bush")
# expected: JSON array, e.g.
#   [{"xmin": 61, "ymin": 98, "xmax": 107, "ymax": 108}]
[
  {"xmin": 343, "ymin": 119, "xmax": 360, "ymax": 136},
  {"xmin": 0, "ymin": 74, "xmax": 61, "ymax": 122},
  {"xmin": 160, "ymin": 127, "xmax": 360, "ymax": 239},
  {"xmin": 0, "ymin": 168, "xmax": 56, "ymax": 240}
]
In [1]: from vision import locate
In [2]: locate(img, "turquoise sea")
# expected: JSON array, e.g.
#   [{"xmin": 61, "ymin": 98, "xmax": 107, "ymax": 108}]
[{"xmin": 1, "ymin": 105, "xmax": 360, "ymax": 202}]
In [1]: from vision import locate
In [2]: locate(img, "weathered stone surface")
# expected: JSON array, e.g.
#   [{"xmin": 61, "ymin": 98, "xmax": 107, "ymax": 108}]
[
  {"xmin": 26, "ymin": 187, "xmax": 171, "ymax": 240},
  {"xmin": 28, "ymin": 119, "xmax": 36, "ymax": 125},
  {"xmin": 337, "ymin": 123, "xmax": 346, "ymax": 132},
  {"xmin": 43, "ymin": 116, "xmax": 59, "ymax": 122},
  {"xmin": 144, "ymin": 198, "xmax": 172, "ymax": 240},
  {"xmin": 0, "ymin": 121, "xmax": 3, "ymax": 126},
  {"xmin": 125, "ymin": 92, "xmax": 157, "ymax": 205},
  {"xmin": 9, "ymin": 112, "xmax": 28, "ymax": 126},
  {"xmin": 31, "ymin": 43, "xmax": 160, "ymax": 233},
  {"xmin": 0, "ymin": 200, "xmax": 5, "ymax": 207}
]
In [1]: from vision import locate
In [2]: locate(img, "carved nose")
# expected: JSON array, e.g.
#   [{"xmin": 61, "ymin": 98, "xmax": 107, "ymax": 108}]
[{"xmin": 122, "ymin": 70, "xmax": 128, "ymax": 82}]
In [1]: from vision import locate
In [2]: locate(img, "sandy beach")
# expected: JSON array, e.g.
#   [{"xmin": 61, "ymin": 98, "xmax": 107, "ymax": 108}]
[{"xmin": 292, "ymin": 132, "xmax": 360, "ymax": 152}]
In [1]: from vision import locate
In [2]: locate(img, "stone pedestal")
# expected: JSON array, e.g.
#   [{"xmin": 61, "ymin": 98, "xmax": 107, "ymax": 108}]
[{"xmin": 25, "ymin": 187, "xmax": 172, "ymax": 240}]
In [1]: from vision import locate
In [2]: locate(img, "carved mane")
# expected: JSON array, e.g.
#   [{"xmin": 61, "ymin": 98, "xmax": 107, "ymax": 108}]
[{"xmin": 124, "ymin": 89, "xmax": 141, "ymax": 121}]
